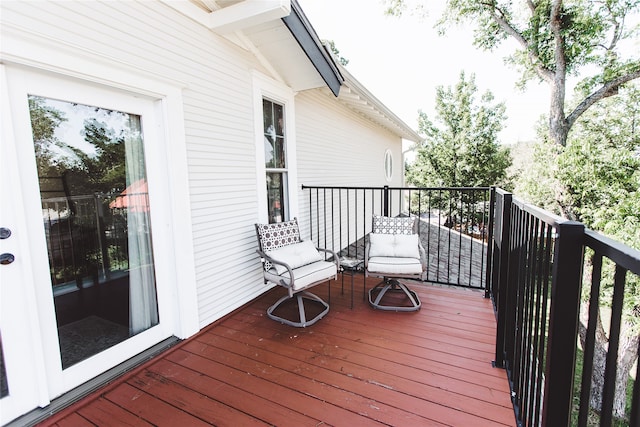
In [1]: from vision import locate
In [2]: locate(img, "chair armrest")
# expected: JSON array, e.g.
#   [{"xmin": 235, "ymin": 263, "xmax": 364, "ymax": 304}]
[
  {"xmin": 417, "ymin": 241, "xmax": 427, "ymax": 271},
  {"xmin": 255, "ymin": 249, "xmax": 295, "ymax": 288},
  {"xmin": 316, "ymin": 247, "xmax": 340, "ymax": 270}
]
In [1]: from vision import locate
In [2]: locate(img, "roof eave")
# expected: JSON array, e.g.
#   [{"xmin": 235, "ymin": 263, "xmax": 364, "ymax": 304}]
[{"xmin": 281, "ymin": 0, "xmax": 343, "ymax": 97}]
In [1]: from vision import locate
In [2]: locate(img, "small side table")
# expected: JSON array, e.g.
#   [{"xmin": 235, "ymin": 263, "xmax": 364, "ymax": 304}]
[{"xmin": 339, "ymin": 257, "xmax": 363, "ymax": 309}]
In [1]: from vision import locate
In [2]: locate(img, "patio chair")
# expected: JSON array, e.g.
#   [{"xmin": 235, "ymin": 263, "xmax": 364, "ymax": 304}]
[
  {"xmin": 255, "ymin": 218, "xmax": 339, "ymax": 327},
  {"xmin": 365, "ymin": 215, "xmax": 424, "ymax": 311}
]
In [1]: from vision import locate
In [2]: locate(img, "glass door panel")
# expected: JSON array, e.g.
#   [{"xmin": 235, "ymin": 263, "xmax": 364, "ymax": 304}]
[{"xmin": 28, "ymin": 96, "xmax": 159, "ymax": 369}]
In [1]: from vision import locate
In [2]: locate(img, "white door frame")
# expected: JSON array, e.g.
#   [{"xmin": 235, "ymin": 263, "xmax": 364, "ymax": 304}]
[
  {"xmin": 0, "ymin": 66, "xmax": 50, "ymax": 424},
  {"xmin": 0, "ymin": 58, "xmax": 199, "ymax": 421}
]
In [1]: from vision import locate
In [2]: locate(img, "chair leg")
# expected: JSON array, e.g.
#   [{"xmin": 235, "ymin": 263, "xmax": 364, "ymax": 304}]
[
  {"xmin": 297, "ymin": 294, "xmax": 306, "ymax": 325},
  {"xmin": 267, "ymin": 291, "xmax": 330, "ymax": 327},
  {"xmin": 368, "ymin": 279, "xmax": 421, "ymax": 312}
]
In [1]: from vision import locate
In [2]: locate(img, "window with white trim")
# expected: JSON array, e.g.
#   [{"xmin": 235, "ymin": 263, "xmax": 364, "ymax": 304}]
[
  {"xmin": 263, "ymin": 98, "xmax": 288, "ymax": 223},
  {"xmin": 253, "ymin": 72, "xmax": 298, "ymax": 224}
]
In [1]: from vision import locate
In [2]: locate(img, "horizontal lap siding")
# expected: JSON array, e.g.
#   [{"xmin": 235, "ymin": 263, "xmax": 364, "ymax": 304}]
[
  {"xmin": 294, "ymin": 89, "xmax": 404, "ymax": 245},
  {"xmin": 296, "ymin": 89, "xmax": 403, "ymax": 186},
  {"xmin": 2, "ymin": 0, "xmax": 269, "ymax": 327}
]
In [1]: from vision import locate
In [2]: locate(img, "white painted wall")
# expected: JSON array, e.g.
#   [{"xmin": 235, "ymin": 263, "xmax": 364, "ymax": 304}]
[
  {"xmin": 296, "ymin": 89, "xmax": 403, "ymax": 187},
  {"xmin": 295, "ymin": 88, "xmax": 404, "ymax": 250}
]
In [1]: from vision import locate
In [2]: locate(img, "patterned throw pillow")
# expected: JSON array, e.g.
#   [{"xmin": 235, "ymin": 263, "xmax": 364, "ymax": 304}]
[
  {"xmin": 256, "ymin": 218, "xmax": 301, "ymax": 271},
  {"xmin": 372, "ymin": 215, "xmax": 415, "ymax": 235}
]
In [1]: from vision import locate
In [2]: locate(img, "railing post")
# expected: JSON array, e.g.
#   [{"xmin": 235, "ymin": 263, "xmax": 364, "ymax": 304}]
[
  {"xmin": 542, "ymin": 220, "xmax": 584, "ymax": 426},
  {"xmin": 485, "ymin": 187, "xmax": 496, "ymax": 298},
  {"xmin": 493, "ymin": 190, "xmax": 512, "ymax": 369},
  {"xmin": 383, "ymin": 185, "xmax": 389, "ymax": 217}
]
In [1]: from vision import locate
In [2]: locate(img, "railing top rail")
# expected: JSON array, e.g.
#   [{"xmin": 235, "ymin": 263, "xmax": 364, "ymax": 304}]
[
  {"xmin": 301, "ymin": 185, "xmax": 386, "ymax": 191},
  {"xmin": 494, "ymin": 187, "xmax": 512, "ymax": 197},
  {"xmin": 301, "ymin": 185, "xmax": 491, "ymax": 191},
  {"xmin": 585, "ymin": 229, "xmax": 640, "ymax": 274},
  {"xmin": 512, "ymin": 195, "xmax": 566, "ymax": 227}
]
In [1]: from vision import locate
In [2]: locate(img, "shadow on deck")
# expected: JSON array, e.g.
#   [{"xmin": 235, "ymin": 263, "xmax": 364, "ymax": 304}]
[{"xmin": 39, "ymin": 275, "xmax": 515, "ymax": 426}]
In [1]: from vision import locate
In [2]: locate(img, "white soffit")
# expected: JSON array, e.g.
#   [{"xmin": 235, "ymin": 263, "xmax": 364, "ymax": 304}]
[
  {"xmin": 208, "ymin": 0, "xmax": 291, "ymax": 34},
  {"xmin": 188, "ymin": 1, "xmax": 291, "ymax": 33},
  {"xmin": 243, "ymin": 20, "xmax": 328, "ymax": 92},
  {"xmin": 337, "ymin": 66, "xmax": 422, "ymax": 142}
]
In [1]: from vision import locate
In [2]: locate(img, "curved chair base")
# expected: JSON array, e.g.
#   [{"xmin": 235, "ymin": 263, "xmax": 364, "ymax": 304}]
[
  {"xmin": 267, "ymin": 291, "xmax": 330, "ymax": 327},
  {"xmin": 368, "ymin": 279, "xmax": 421, "ymax": 312}
]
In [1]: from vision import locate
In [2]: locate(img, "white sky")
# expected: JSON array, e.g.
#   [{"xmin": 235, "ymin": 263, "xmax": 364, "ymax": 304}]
[{"xmin": 297, "ymin": 0, "xmax": 549, "ymax": 144}]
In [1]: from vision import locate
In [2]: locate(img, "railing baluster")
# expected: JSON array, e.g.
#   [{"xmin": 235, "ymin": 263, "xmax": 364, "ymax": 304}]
[
  {"xmin": 630, "ymin": 337, "xmax": 640, "ymax": 427},
  {"xmin": 458, "ymin": 189, "xmax": 463, "ymax": 285},
  {"xmin": 577, "ymin": 253, "xmax": 603, "ymax": 427},
  {"xmin": 600, "ymin": 265, "xmax": 628, "ymax": 427}
]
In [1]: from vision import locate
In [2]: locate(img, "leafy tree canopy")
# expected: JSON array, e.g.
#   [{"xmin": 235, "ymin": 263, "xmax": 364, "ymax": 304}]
[
  {"xmin": 384, "ymin": 0, "xmax": 640, "ymax": 147},
  {"xmin": 406, "ymin": 71, "xmax": 512, "ymax": 189}
]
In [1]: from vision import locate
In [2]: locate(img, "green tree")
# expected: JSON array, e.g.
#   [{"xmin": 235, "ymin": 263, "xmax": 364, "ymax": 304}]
[
  {"xmin": 66, "ymin": 119, "xmax": 126, "ymax": 196},
  {"xmin": 28, "ymin": 96, "xmax": 68, "ymax": 176},
  {"xmin": 323, "ymin": 39, "xmax": 349, "ymax": 66},
  {"xmin": 407, "ymin": 71, "xmax": 511, "ymax": 188},
  {"xmin": 558, "ymin": 86, "xmax": 639, "ymax": 421},
  {"xmin": 385, "ymin": 0, "xmax": 640, "ymax": 148},
  {"xmin": 406, "ymin": 72, "xmax": 510, "ymax": 228},
  {"xmin": 516, "ymin": 85, "xmax": 639, "ymax": 421}
]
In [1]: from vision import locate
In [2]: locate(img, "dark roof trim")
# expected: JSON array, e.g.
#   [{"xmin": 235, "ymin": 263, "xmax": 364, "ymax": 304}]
[{"xmin": 282, "ymin": 0, "xmax": 343, "ymax": 96}]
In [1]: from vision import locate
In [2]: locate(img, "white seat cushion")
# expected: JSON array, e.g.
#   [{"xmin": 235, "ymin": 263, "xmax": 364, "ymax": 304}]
[
  {"xmin": 272, "ymin": 261, "xmax": 337, "ymax": 290},
  {"xmin": 367, "ymin": 256, "xmax": 422, "ymax": 275}
]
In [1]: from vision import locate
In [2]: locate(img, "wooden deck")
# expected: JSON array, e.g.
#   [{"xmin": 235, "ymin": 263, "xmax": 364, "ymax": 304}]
[{"xmin": 38, "ymin": 275, "xmax": 515, "ymax": 426}]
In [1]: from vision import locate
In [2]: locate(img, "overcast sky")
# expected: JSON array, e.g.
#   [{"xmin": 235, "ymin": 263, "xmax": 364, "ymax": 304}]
[{"xmin": 297, "ymin": 0, "xmax": 549, "ymax": 144}]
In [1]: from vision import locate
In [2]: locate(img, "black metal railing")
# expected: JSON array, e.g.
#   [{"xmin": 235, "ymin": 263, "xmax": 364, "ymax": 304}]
[
  {"xmin": 303, "ymin": 185, "xmax": 640, "ymax": 426},
  {"xmin": 301, "ymin": 185, "xmax": 492, "ymax": 290},
  {"xmin": 492, "ymin": 188, "xmax": 640, "ymax": 427}
]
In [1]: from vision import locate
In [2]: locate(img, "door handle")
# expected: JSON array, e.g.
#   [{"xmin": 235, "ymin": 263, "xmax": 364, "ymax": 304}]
[
  {"xmin": 0, "ymin": 227, "xmax": 10, "ymax": 239},
  {"xmin": 0, "ymin": 253, "xmax": 15, "ymax": 265}
]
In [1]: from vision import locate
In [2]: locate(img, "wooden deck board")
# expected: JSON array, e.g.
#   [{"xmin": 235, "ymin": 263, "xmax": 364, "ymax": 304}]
[
  {"xmin": 76, "ymin": 398, "xmax": 154, "ymax": 426},
  {"xmin": 37, "ymin": 276, "xmax": 515, "ymax": 427}
]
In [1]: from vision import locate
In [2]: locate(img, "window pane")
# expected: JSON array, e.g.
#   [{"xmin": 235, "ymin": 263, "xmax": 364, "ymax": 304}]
[
  {"xmin": 266, "ymin": 172, "xmax": 285, "ymax": 223},
  {"xmin": 264, "ymin": 133, "xmax": 275, "ymax": 168},
  {"xmin": 263, "ymin": 99, "xmax": 286, "ymax": 169},
  {"xmin": 275, "ymin": 136, "xmax": 285, "ymax": 168},
  {"xmin": 263, "ymin": 99, "xmax": 272, "ymax": 133},
  {"xmin": 28, "ymin": 96, "xmax": 159, "ymax": 369},
  {"xmin": 274, "ymin": 103, "xmax": 284, "ymax": 136}
]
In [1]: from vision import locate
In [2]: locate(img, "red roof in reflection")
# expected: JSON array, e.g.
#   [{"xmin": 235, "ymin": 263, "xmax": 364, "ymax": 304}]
[{"xmin": 109, "ymin": 179, "xmax": 149, "ymax": 212}]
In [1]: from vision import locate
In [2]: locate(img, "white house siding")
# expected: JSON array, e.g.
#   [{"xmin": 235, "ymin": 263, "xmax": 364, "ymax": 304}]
[
  {"xmin": 296, "ymin": 89, "xmax": 403, "ymax": 187},
  {"xmin": 1, "ymin": 0, "xmax": 415, "ymax": 336},
  {"xmin": 295, "ymin": 88, "xmax": 404, "ymax": 251},
  {"xmin": 1, "ymin": 0, "xmax": 278, "ymax": 328}
]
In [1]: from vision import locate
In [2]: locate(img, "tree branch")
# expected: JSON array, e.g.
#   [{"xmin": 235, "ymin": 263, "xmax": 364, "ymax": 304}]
[
  {"xmin": 526, "ymin": 0, "xmax": 536, "ymax": 14},
  {"xmin": 481, "ymin": 2, "xmax": 555, "ymax": 83},
  {"xmin": 566, "ymin": 68, "xmax": 640, "ymax": 129},
  {"xmin": 603, "ymin": 0, "xmax": 623, "ymax": 52},
  {"xmin": 550, "ymin": 0, "xmax": 567, "ymax": 80}
]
